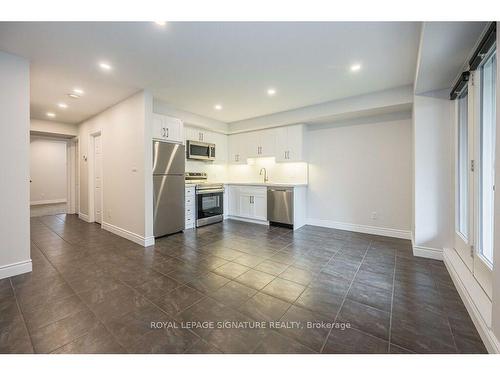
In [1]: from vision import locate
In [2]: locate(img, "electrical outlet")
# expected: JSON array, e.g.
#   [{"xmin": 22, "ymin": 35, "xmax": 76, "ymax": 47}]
[
  {"xmin": 371, "ymin": 211, "xmax": 378, "ymax": 220},
  {"xmin": 107, "ymin": 210, "xmax": 112, "ymax": 219}
]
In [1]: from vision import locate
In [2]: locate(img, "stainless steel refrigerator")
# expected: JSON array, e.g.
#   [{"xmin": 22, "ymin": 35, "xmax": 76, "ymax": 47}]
[{"xmin": 152, "ymin": 141, "xmax": 185, "ymax": 237}]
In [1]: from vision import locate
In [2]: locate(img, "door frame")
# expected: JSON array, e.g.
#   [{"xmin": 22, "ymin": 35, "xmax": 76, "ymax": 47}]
[
  {"xmin": 66, "ymin": 137, "xmax": 78, "ymax": 214},
  {"xmin": 454, "ymin": 81, "xmax": 474, "ymax": 271},
  {"xmin": 29, "ymin": 133, "xmax": 78, "ymax": 215},
  {"xmin": 88, "ymin": 130, "xmax": 103, "ymax": 224}
]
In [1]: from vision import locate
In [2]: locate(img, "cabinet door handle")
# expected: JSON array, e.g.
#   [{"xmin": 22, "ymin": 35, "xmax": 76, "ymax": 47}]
[
  {"xmin": 162, "ymin": 127, "xmax": 166, "ymax": 137},
  {"xmin": 166, "ymin": 128, "xmax": 169, "ymax": 138}
]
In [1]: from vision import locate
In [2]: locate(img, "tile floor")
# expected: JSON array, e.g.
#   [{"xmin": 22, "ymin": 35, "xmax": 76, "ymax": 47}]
[{"xmin": 0, "ymin": 214, "xmax": 487, "ymax": 354}]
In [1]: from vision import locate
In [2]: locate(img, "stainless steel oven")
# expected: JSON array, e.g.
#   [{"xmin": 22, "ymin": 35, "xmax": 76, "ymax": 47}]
[
  {"xmin": 195, "ymin": 184, "xmax": 224, "ymax": 227},
  {"xmin": 186, "ymin": 140, "xmax": 216, "ymax": 161}
]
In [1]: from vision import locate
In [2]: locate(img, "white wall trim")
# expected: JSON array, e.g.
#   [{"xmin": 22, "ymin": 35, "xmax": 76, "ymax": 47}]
[
  {"xmin": 412, "ymin": 245, "xmax": 443, "ymax": 260},
  {"xmin": 443, "ymin": 247, "xmax": 499, "ymax": 353},
  {"xmin": 30, "ymin": 198, "xmax": 67, "ymax": 206},
  {"xmin": 306, "ymin": 218, "xmax": 412, "ymax": 240},
  {"xmin": 102, "ymin": 221, "xmax": 154, "ymax": 247},
  {"xmin": 0, "ymin": 259, "xmax": 32, "ymax": 280},
  {"xmin": 78, "ymin": 212, "xmax": 90, "ymax": 222}
]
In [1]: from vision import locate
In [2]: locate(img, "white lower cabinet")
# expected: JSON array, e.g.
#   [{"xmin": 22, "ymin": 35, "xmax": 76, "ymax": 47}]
[
  {"xmin": 227, "ymin": 185, "xmax": 267, "ymax": 222},
  {"xmin": 185, "ymin": 186, "xmax": 196, "ymax": 229}
]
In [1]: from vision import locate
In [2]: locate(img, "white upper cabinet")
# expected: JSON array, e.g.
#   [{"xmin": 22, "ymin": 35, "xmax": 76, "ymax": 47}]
[
  {"xmin": 152, "ymin": 114, "xmax": 183, "ymax": 144},
  {"xmin": 228, "ymin": 133, "xmax": 248, "ymax": 164},
  {"xmin": 210, "ymin": 131, "xmax": 227, "ymax": 163},
  {"xmin": 186, "ymin": 127, "xmax": 209, "ymax": 143},
  {"xmin": 275, "ymin": 124, "xmax": 305, "ymax": 162},
  {"xmin": 247, "ymin": 128, "xmax": 276, "ymax": 158}
]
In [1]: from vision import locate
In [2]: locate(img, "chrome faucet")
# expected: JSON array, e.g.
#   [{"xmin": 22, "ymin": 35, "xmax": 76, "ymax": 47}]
[{"xmin": 259, "ymin": 168, "xmax": 268, "ymax": 182}]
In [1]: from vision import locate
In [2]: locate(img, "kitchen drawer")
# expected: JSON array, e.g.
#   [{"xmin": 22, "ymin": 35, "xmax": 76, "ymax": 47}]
[
  {"xmin": 185, "ymin": 187, "xmax": 195, "ymax": 196},
  {"xmin": 239, "ymin": 186, "xmax": 267, "ymax": 196},
  {"xmin": 185, "ymin": 195, "xmax": 195, "ymax": 206},
  {"xmin": 185, "ymin": 217, "xmax": 195, "ymax": 229},
  {"xmin": 185, "ymin": 204, "xmax": 195, "ymax": 218}
]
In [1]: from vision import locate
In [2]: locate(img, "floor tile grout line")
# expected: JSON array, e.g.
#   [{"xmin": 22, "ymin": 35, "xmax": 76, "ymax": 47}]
[
  {"xmin": 23, "ymin": 216, "xmax": 480, "ymax": 354},
  {"xmin": 29, "ymin": 217, "xmax": 133, "ymax": 353},
  {"xmin": 430, "ymin": 264, "xmax": 460, "ymax": 353},
  {"xmin": 8, "ymin": 277, "xmax": 36, "ymax": 353},
  {"xmin": 386, "ymin": 248, "xmax": 397, "ymax": 351},
  {"xmin": 319, "ymin": 241, "xmax": 372, "ymax": 354}
]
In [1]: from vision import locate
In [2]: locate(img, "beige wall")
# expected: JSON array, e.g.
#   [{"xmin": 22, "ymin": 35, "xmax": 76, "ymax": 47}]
[
  {"xmin": 413, "ymin": 94, "xmax": 454, "ymax": 250},
  {"xmin": 31, "ymin": 118, "xmax": 78, "ymax": 137},
  {"xmin": 78, "ymin": 91, "xmax": 152, "ymax": 243},
  {"xmin": 306, "ymin": 113, "xmax": 412, "ymax": 235},
  {"xmin": 30, "ymin": 137, "xmax": 67, "ymax": 204},
  {"xmin": 0, "ymin": 51, "xmax": 31, "ymax": 279}
]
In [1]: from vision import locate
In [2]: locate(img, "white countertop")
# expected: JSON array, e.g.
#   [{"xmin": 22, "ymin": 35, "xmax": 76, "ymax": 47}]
[
  {"xmin": 223, "ymin": 182, "xmax": 308, "ymax": 187},
  {"xmin": 185, "ymin": 181, "xmax": 308, "ymax": 187}
]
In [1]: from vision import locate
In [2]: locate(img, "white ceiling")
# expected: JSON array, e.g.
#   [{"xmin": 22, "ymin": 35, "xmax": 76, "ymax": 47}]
[{"xmin": 0, "ymin": 22, "xmax": 420, "ymax": 124}]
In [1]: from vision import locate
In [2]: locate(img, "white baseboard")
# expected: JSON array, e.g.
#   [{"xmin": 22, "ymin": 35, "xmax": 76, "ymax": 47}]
[
  {"xmin": 78, "ymin": 212, "xmax": 90, "ymax": 222},
  {"xmin": 0, "ymin": 259, "xmax": 32, "ymax": 280},
  {"xmin": 443, "ymin": 247, "xmax": 499, "ymax": 354},
  {"xmin": 144, "ymin": 236, "xmax": 155, "ymax": 247},
  {"xmin": 102, "ymin": 221, "xmax": 154, "ymax": 247},
  {"xmin": 226, "ymin": 216, "xmax": 269, "ymax": 226},
  {"xmin": 306, "ymin": 218, "xmax": 412, "ymax": 240},
  {"xmin": 30, "ymin": 199, "xmax": 67, "ymax": 206},
  {"xmin": 412, "ymin": 245, "xmax": 443, "ymax": 260}
]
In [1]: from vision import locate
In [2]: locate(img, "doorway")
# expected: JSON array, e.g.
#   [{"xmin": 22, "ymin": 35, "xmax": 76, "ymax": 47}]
[{"xmin": 30, "ymin": 135, "xmax": 78, "ymax": 217}]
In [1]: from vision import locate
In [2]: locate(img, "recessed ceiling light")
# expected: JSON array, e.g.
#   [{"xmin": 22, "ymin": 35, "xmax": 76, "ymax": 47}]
[
  {"xmin": 57, "ymin": 103, "xmax": 68, "ymax": 109},
  {"xmin": 68, "ymin": 93, "xmax": 80, "ymax": 99},
  {"xmin": 46, "ymin": 112, "xmax": 56, "ymax": 118},
  {"xmin": 73, "ymin": 88, "xmax": 84, "ymax": 95},
  {"xmin": 99, "ymin": 62, "xmax": 112, "ymax": 71},
  {"xmin": 154, "ymin": 21, "xmax": 166, "ymax": 26},
  {"xmin": 267, "ymin": 88, "xmax": 277, "ymax": 96},
  {"xmin": 350, "ymin": 64, "xmax": 362, "ymax": 72},
  {"xmin": 214, "ymin": 104, "xmax": 222, "ymax": 111}
]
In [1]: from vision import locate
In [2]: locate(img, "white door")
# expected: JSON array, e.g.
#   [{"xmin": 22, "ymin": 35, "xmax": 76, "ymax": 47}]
[
  {"xmin": 253, "ymin": 193, "xmax": 267, "ymax": 221},
  {"xmin": 472, "ymin": 49, "xmax": 496, "ymax": 298},
  {"xmin": 454, "ymin": 49, "xmax": 496, "ymax": 299},
  {"xmin": 94, "ymin": 134, "xmax": 102, "ymax": 224},
  {"xmin": 239, "ymin": 193, "xmax": 252, "ymax": 218},
  {"xmin": 152, "ymin": 114, "xmax": 164, "ymax": 140},
  {"xmin": 286, "ymin": 125, "xmax": 304, "ymax": 161},
  {"xmin": 258, "ymin": 129, "xmax": 276, "ymax": 157},
  {"xmin": 228, "ymin": 134, "xmax": 247, "ymax": 164},
  {"xmin": 275, "ymin": 126, "xmax": 288, "ymax": 162},
  {"xmin": 227, "ymin": 186, "xmax": 240, "ymax": 216},
  {"xmin": 164, "ymin": 116, "xmax": 183, "ymax": 142}
]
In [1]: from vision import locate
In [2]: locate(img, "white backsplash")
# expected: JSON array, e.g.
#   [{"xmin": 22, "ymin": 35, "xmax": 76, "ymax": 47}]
[
  {"xmin": 227, "ymin": 157, "xmax": 308, "ymax": 184},
  {"xmin": 186, "ymin": 157, "xmax": 308, "ymax": 184},
  {"xmin": 185, "ymin": 160, "xmax": 228, "ymax": 182}
]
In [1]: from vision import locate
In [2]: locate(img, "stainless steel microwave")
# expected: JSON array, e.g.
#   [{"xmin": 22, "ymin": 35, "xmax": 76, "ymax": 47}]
[{"xmin": 186, "ymin": 140, "xmax": 216, "ymax": 161}]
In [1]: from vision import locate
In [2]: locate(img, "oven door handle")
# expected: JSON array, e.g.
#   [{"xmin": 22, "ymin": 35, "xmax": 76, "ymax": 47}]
[{"xmin": 196, "ymin": 188, "xmax": 224, "ymax": 195}]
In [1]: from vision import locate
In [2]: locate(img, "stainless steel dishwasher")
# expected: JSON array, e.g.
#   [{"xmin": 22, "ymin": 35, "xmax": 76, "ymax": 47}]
[{"xmin": 267, "ymin": 187, "xmax": 294, "ymax": 227}]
